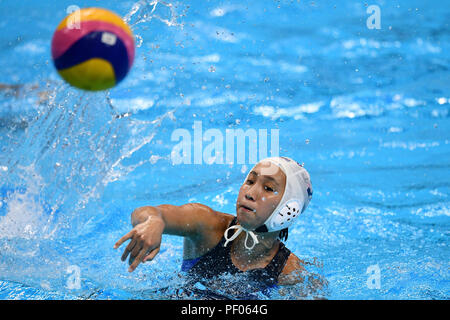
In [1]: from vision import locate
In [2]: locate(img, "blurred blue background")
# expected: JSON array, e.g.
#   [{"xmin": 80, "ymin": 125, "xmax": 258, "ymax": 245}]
[{"xmin": 0, "ymin": 0, "xmax": 448, "ymax": 299}]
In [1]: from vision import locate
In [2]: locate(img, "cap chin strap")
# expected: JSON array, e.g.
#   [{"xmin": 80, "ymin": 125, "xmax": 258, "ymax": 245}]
[{"xmin": 223, "ymin": 225, "xmax": 259, "ymax": 250}]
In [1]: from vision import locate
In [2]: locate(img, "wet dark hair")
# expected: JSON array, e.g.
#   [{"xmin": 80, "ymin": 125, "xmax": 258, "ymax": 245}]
[
  {"xmin": 278, "ymin": 228, "xmax": 288, "ymax": 242},
  {"xmin": 255, "ymin": 225, "xmax": 288, "ymax": 241}
]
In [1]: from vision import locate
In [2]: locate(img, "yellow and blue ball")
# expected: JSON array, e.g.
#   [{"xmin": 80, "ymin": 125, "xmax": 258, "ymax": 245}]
[{"xmin": 51, "ymin": 8, "xmax": 135, "ymax": 91}]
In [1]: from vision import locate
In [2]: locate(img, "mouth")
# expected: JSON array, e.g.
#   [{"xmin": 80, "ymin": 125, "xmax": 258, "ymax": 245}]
[{"xmin": 239, "ymin": 204, "xmax": 256, "ymax": 213}]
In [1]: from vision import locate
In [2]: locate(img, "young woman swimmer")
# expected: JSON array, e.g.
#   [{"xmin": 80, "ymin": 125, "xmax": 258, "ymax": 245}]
[{"xmin": 114, "ymin": 156, "xmax": 319, "ymax": 290}]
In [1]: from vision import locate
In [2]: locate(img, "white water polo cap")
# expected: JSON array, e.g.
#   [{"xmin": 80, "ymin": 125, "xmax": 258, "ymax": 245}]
[
  {"xmin": 223, "ymin": 156, "xmax": 313, "ymax": 250},
  {"xmin": 251, "ymin": 156, "xmax": 313, "ymax": 233}
]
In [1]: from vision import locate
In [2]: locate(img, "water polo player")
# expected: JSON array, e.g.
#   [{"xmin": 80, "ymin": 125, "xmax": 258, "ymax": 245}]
[{"xmin": 114, "ymin": 156, "xmax": 322, "ymax": 293}]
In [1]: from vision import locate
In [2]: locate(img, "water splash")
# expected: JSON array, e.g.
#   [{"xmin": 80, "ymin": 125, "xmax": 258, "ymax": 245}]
[
  {"xmin": 124, "ymin": 0, "xmax": 184, "ymax": 47},
  {"xmin": 0, "ymin": 164, "xmax": 48, "ymax": 239},
  {"xmin": 0, "ymin": 80, "xmax": 172, "ymax": 239},
  {"xmin": 0, "ymin": 0, "xmax": 190, "ymax": 297}
]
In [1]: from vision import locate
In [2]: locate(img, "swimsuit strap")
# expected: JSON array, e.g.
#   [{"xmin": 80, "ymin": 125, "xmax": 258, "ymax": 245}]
[
  {"xmin": 225, "ymin": 217, "xmax": 290, "ymax": 274},
  {"xmin": 218, "ymin": 216, "xmax": 238, "ymax": 247},
  {"xmin": 225, "ymin": 216, "xmax": 290, "ymax": 278},
  {"xmin": 185, "ymin": 216, "xmax": 291, "ymax": 284},
  {"xmin": 263, "ymin": 241, "xmax": 291, "ymax": 277},
  {"xmin": 184, "ymin": 217, "xmax": 238, "ymax": 277}
]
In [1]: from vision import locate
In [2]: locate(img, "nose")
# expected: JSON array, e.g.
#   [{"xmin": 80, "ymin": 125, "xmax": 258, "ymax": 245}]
[{"xmin": 245, "ymin": 184, "xmax": 259, "ymax": 202}]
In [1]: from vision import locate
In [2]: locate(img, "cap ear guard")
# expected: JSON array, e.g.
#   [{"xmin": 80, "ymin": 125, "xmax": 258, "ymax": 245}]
[{"xmin": 265, "ymin": 199, "xmax": 303, "ymax": 231}]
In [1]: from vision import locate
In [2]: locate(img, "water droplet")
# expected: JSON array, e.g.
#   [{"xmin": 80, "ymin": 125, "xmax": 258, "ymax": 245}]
[
  {"xmin": 150, "ymin": 155, "xmax": 160, "ymax": 164},
  {"xmin": 135, "ymin": 34, "xmax": 143, "ymax": 48},
  {"xmin": 305, "ymin": 139, "xmax": 310, "ymax": 144},
  {"xmin": 40, "ymin": 280, "xmax": 51, "ymax": 290}
]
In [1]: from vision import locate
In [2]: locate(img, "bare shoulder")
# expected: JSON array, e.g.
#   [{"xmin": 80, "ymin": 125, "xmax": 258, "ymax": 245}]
[
  {"xmin": 180, "ymin": 203, "xmax": 234, "ymax": 259},
  {"xmin": 278, "ymin": 253, "xmax": 329, "ymax": 298},
  {"xmin": 185, "ymin": 203, "xmax": 234, "ymax": 232},
  {"xmin": 278, "ymin": 252, "xmax": 307, "ymax": 285},
  {"xmin": 157, "ymin": 202, "xmax": 233, "ymax": 234}
]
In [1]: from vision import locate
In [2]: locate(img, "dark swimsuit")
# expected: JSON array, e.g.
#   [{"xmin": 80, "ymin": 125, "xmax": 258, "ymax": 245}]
[{"xmin": 181, "ymin": 217, "xmax": 291, "ymax": 293}]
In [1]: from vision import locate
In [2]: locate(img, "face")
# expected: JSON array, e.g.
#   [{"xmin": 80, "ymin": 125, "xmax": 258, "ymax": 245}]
[{"xmin": 235, "ymin": 161, "xmax": 286, "ymax": 230}]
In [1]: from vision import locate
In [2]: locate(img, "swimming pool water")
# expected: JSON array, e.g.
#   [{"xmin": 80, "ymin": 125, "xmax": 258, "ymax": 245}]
[{"xmin": 0, "ymin": 0, "xmax": 449, "ymax": 299}]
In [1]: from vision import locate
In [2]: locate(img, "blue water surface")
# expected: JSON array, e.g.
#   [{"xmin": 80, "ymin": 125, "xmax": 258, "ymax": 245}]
[{"xmin": 0, "ymin": 0, "xmax": 449, "ymax": 299}]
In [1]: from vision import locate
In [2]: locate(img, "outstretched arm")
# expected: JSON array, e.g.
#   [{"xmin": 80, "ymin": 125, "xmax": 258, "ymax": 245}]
[{"xmin": 114, "ymin": 203, "xmax": 229, "ymax": 272}]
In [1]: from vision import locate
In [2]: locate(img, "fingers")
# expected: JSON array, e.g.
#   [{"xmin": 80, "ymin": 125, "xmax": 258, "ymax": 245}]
[
  {"xmin": 130, "ymin": 241, "xmax": 142, "ymax": 260},
  {"xmin": 143, "ymin": 247, "xmax": 160, "ymax": 263},
  {"xmin": 121, "ymin": 238, "xmax": 137, "ymax": 262},
  {"xmin": 115, "ymin": 228, "xmax": 161, "ymax": 272},
  {"xmin": 114, "ymin": 231, "xmax": 133, "ymax": 249},
  {"xmin": 128, "ymin": 248, "xmax": 147, "ymax": 272}
]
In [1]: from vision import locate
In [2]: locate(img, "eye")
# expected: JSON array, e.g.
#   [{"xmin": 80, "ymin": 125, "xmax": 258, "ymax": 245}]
[
  {"xmin": 246, "ymin": 179, "xmax": 254, "ymax": 185},
  {"xmin": 264, "ymin": 186, "xmax": 274, "ymax": 192}
]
